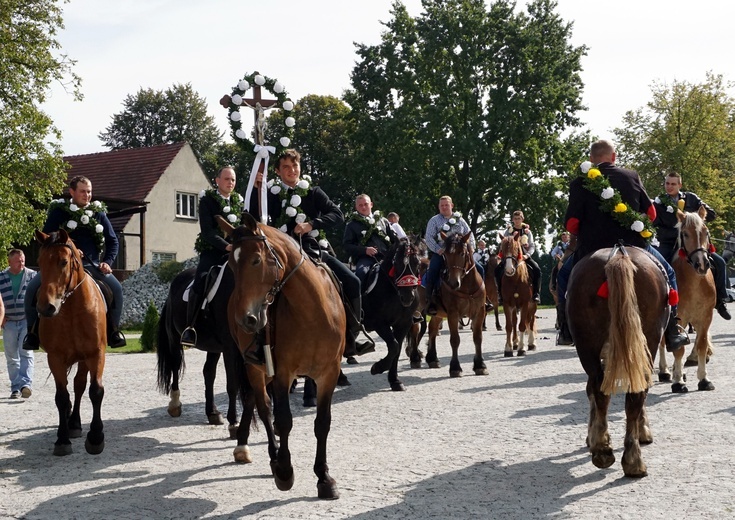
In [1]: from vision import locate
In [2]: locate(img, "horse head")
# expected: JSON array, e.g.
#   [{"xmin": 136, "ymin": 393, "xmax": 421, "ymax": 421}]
[
  {"xmin": 35, "ymin": 229, "xmax": 85, "ymax": 317},
  {"xmin": 441, "ymin": 231, "xmax": 474, "ymax": 291},
  {"xmin": 677, "ymin": 206, "xmax": 712, "ymax": 276},
  {"xmin": 499, "ymin": 232, "xmax": 524, "ymax": 278},
  {"xmin": 387, "ymin": 235, "xmax": 424, "ymax": 307}
]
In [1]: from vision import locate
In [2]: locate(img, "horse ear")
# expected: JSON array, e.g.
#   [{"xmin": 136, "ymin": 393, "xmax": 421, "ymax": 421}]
[
  {"xmin": 216, "ymin": 215, "xmax": 236, "ymax": 237},
  {"xmin": 58, "ymin": 229, "xmax": 70, "ymax": 243},
  {"xmin": 34, "ymin": 230, "xmax": 49, "ymax": 244},
  {"xmin": 440, "ymin": 231, "xmax": 447, "ymax": 241},
  {"xmin": 240, "ymin": 211, "xmax": 259, "ymax": 232},
  {"xmin": 697, "ymin": 204, "xmax": 708, "ymax": 220},
  {"xmin": 462, "ymin": 232, "xmax": 471, "ymax": 243}
]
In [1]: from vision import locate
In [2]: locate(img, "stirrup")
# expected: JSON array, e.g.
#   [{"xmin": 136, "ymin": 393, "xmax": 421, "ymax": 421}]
[{"xmin": 180, "ymin": 327, "xmax": 197, "ymax": 348}]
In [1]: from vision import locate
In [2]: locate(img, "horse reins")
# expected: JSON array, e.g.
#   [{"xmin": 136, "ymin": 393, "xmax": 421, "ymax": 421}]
[
  {"xmin": 45, "ymin": 242, "xmax": 89, "ymax": 305},
  {"xmin": 441, "ymin": 239, "xmax": 484, "ymax": 299}
]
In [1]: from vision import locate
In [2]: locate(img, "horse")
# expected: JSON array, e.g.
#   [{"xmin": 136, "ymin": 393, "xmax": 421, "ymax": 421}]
[
  {"xmin": 483, "ymin": 252, "xmax": 502, "ymax": 331},
  {"xmin": 657, "ymin": 208, "xmax": 716, "ymax": 392},
  {"xmin": 567, "ymin": 244, "xmax": 669, "ymax": 478},
  {"xmin": 34, "ymin": 229, "xmax": 108, "ymax": 456},
  {"xmin": 422, "ymin": 232, "xmax": 487, "ymax": 378},
  {"xmin": 363, "ymin": 235, "xmax": 423, "ymax": 391},
  {"xmin": 221, "ymin": 213, "xmax": 346, "ymax": 500},
  {"xmin": 156, "ymin": 265, "xmax": 243, "ymax": 438},
  {"xmin": 498, "ymin": 233, "xmax": 537, "ymax": 356}
]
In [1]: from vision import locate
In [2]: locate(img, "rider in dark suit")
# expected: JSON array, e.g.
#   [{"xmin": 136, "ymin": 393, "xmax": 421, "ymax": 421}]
[
  {"xmin": 555, "ymin": 140, "xmax": 689, "ymax": 352},
  {"xmin": 343, "ymin": 194, "xmax": 397, "ymax": 284}
]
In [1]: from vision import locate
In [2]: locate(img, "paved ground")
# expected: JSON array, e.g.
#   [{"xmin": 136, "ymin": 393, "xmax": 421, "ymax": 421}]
[{"xmin": 1, "ymin": 309, "xmax": 734, "ymax": 520}]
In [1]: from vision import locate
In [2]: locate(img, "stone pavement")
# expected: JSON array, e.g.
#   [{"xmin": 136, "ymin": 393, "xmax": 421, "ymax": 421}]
[{"xmin": 1, "ymin": 309, "xmax": 734, "ymax": 519}]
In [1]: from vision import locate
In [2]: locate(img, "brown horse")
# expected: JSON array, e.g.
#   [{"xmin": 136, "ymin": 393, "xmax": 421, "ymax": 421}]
[
  {"xmin": 35, "ymin": 230, "xmax": 107, "ymax": 456},
  {"xmin": 483, "ymin": 252, "xmax": 502, "ymax": 331},
  {"xmin": 567, "ymin": 244, "xmax": 669, "ymax": 478},
  {"xmin": 424, "ymin": 232, "xmax": 487, "ymax": 377},
  {"xmin": 498, "ymin": 233, "xmax": 537, "ymax": 356},
  {"xmin": 657, "ymin": 208, "xmax": 716, "ymax": 392},
  {"xmin": 220, "ymin": 213, "xmax": 346, "ymax": 500}
]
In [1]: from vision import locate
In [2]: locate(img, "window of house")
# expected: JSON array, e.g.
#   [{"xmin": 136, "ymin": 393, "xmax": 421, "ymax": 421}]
[
  {"xmin": 152, "ymin": 252, "xmax": 177, "ymax": 262},
  {"xmin": 176, "ymin": 192, "xmax": 197, "ymax": 219}
]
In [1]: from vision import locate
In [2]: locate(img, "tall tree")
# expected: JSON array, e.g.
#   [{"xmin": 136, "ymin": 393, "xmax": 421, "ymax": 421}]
[
  {"xmin": 343, "ymin": 0, "xmax": 586, "ymax": 243},
  {"xmin": 99, "ymin": 83, "xmax": 222, "ymax": 166},
  {"xmin": 614, "ymin": 72, "xmax": 735, "ymax": 235},
  {"xmin": 0, "ymin": 0, "xmax": 81, "ymax": 258}
]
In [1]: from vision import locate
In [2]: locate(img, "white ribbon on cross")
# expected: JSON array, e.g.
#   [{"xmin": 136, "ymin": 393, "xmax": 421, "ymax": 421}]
[{"xmin": 244, "ymin": 144, "xmax": 276, "ymax": 224}]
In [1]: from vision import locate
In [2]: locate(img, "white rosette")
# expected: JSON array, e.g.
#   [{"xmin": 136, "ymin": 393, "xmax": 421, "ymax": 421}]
[
  {"xmin": 631, "ymin": 220, "xmax": 645, "ymax": 232},
  {"xmin": 600, "ymin": 187, "xmax": 615, "ymax": 200},
  {"xmin": 85, "ymin": 210, "xmax": 93, "ymax": 216},
  {"xmin": 254, "ymin": 75, "xmax": 265, "ymax": 86},
  {"xmin": 93, "ymin": 201, "xmax": 102, "ymax": 208},
  {"xmin": 235, "ymin": 129, "xmax": 247, "ymax": 140},
  {"xmin": 654, "ymin": 197, "xmax": 661, "ymax": 204},
  {"xmin": 67, "ymin": 220, "xmax": 78, "ymax": 230},
  {"xmin": 296, "ymin": 179, "xmax": 309, "ymax": 189},
  {"xmin": 237, "ymin": 80, "xmax": 250, "ymax": 91},
  {"xmin": 69, "ymin": 204, "xmax": 79, "ymax": 212},
  {"xmin": 231, "ymin": 94, "xmax": 243, "ymax": 105},
  {"xmin": 385, "ymin": 236, "xmax": 391, "ymax": 242},
  {"xmin": 361, "ymin": 230, "xmax": 367, "ymax": 236},
  {"xmin": 667, "ymin": 206, "xmax": 674, "ymax": 213},
  {"xmin": 442, "ymin": 224, "xmax": 450, "ymax": 231},
  {"xmin": 270, "ymin": 184, "xmax": 281, "ymax": 194},
  {"xmin": 290, "ymin": 194, "xmax": 302, "ymax": 207},
  {"xmin": 285, "ymin": 117, "xmax": 295, "ymax": 128},
  {"xmin": 318, "ymin": 239, "xmax": 329, "ymax": 249},
  {"xmin": 282, "ymin": 100, "xmax": 294, "ymax": 111},
  {"xmin": 282, "ymin": 199, "xmax": 287, "ymax": 207},
  {"xmin": 580, "ymin": 161, "xmax": 593, "ymax": 173},
  {"xmin": 280, "ymin": 137, "xmax": 291, "ymax": 147},
  {"xmin": 368, "ymin": 218, "xmax": 375, "ymax": 225},
  {"xmin": 95, "ymin": 224, "xmax": 104, "ymax": 234},
  {"xmin": 453, "ymin": 212, "xmax": 461, "ymax": 218},
  {"xmin": 80, "ymin": 215, "xmax": 89, "ymax": 224},
  {"xmin": 279, "ymin": 225, "xmax": 288, "ymax": 232},
  {"xmin": 285, "ymin": 206, "xmax": 297, "ymax": 217},
  {"xmin": 448, "ymin": 218, "xmax": 456, "ymax": 225},
  {"xmin": 227, "ymin": 214, "xmax": 237, "ymax": 223},
  {"xmin": 223, "ymin": 206, "xmax": 231, "ymax": 214},
  {"xmin": 273, "ymin": 81, "xmax": 284, "ymax": 93},
  {"xmin": 199, "ymin": 190, "xmax": 206, "ymax": 198},
  {"xmin": 295, "ymin": 213, "xmax": 307, "ymax": 224},
  {"xmin": 308, "ymin": 230, "xmax": 319, "ymax": 238},
  {"xmin": 230, "ymin": 111, "xmax": 241, "ymax": 122}
]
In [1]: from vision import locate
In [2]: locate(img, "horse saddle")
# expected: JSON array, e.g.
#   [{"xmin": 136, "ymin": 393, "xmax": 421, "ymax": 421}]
[
  {"xmin": 87, "ymin": 271, "xmax": 110, "ymax": 313},
  {"xmin": 363, "ymin": 263, "xmax": 381, "ymax": 295},
  {"xmin": 183, "ymin": 264, "xmax": 228, "ymax": 307}
]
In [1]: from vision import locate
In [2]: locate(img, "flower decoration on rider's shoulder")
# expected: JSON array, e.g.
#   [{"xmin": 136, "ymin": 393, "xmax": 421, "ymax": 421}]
[
  {"xmin": 268, "ymin": 176, "xmax": 329, "ymax": 249},
  {"xmin": 438, "ymin": 211, "xmax": 464, "ymax": 241},
  {"xmin": 194, "ymin": 189, "xmax": 244, "ymax": 253},
  {"xmin": 49, "ymin": 198, "xmax": 108, "ymax": 253},
  {"xmin": 350, "ymin": 210, "xmax": 391, "ymax": 246},
  {"xmin": 654, "ymin": 194, "xmax": 686, "ymax": 214},
  {"xmin": 579, "ymin": 161, "xmax": 655, "ymax": 241},
  {"xmin": 224, "ymin": 72, "xmax": 295, "ymax": 155}
]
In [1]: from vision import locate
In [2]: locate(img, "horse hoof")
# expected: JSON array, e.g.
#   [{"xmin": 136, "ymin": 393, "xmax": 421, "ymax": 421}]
[
  {"xmin": 428, "ymin": 361, "xmax": 441, "ymax": 369},
  {"xmin": 85, "ymin": 439, "xmax": 104, "ymax": 455},
  {"xmin": 370, "ymin": 361, "xmax": 388, "ymax": 375},
  {"xmin": 53, "ymin": 443, "xmax": 73, "ymax": 456},
  {"xmin": 234, "ymin": 445, "xmax": 253, "ymax": 464},
  {"xmin": 168, "ymin": 405, "xmax": 182, "ymax": 418},
  {"xmin": 346, "ymin": 356, "xmax": 358, "ymax": 365},
  {"xmin": 591, "ymin": 450, "xmax": 615, "ymax": 469},
  {"xmin": 624, "ymin": 468, "xmax": 648, "ymax": 479},
  {"xmin": 683, "ymin": 359, "xmax": 697, "ymax": 367},
  {"xmin": 474, "ymin": 367, "xmax": 489, "ymax": 376},
  {"xmin": 671, "ymin": 383, "xmax": 688, "ymax": 393},
  {"xmin": 528, "ymin": 344, "xmax": 536, "ymax": 351},
  {"xmin": 410, "ymin": 361, "xmax": 421, "ymax": 369},
  {"xmin": 698, "ymin": 379, "xmax": 715, "ymax": 391},
  {"xmin": 517, "ymin": 350, "xmax": 526, "ymax": 357},
  {"xmin": 337, "ymin": 373, "xmax": 351, "ymax": 386},
  {"xmin": 303, "ymin": 397, "xmax": 317, "ymax": 408},
  {"xmin": 390, "ymin": 381, "xmax": 406, "ymax": 391},
  {"xmin": 658, "ymin": 372, "xmax": 671, "ymax": 383},
  {"xmin": 504, "ymin": 351, "xmax": 513, "ymax": 358},
  {"xmin": 69, "ymin": 428, "xmax": 83, "ymax": 439},
  {"xmin": 228, "ymin": 423, "xmax": 239, "ymax": 440},
  {"xmin": 208, "ymin": 412, "xmax": 224, "ymax": 426},
  {"xmin": 317, "ymin": 479, "xmax": 340, "ymax": 500},
  {"xmin": 271, "ymin": 462, "xmax": 295, "ymax": 491},
  {"xmin": 496, "ymin": 326, "xmax": 502, "ymax": 331},
  {"xmin": 449, "ymin": 370, "xmax": 462, "ymax": 378}
]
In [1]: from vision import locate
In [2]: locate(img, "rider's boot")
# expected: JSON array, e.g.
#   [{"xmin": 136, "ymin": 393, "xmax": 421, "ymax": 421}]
[
  {"xmin": 107, "ymin": 314, "xmax": 127, "ymax": 348},
  {"xmin": 556, "ymin": 304, "xmax": 573, "ymax": 346},
  {"xmin": 349, "ymin": 297, "xmax": 375, "ymax": 355},
  {"xmin": 180, "ymin": 286, "xmax": 202, "ymax": 348},
  {"xmin": 22, "ymin": 320, "xmax": 40, "ymax": 351},
  {"xmin": 665, "ymin": 309, "xmax": 690, "ymax": 352},
  {"xmin": 424, "ymin": 281, "xmax": 438, "ymax": 315},
  {"xmin": 715, "ymin": 300, "xmax": 731, "ymax": 320}
]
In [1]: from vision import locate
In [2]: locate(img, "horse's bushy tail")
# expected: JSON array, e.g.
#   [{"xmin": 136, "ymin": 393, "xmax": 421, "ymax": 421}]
[
  {"xmin": 602, "ymin": 254, "xmax": 653, "ymax": 395},
  {"xmin": 156, "ymin": 299, "xmax": 185, "ymax": 395}
]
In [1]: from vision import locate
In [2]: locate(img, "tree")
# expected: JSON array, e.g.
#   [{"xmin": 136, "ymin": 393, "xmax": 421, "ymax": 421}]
[
  {"xmin": 343, "ymin": 0, "xmax": 586, "ymax": 243},
  {"xmin": 0, "ymin": 0, "xmax": 81, "ymax": 257},
  {"xmin": 99, "ymin": 83, "xmax": 222, "ymax": 168},
  {"xmin": 614, "ymin": 72, "xmax": 735, "ymax": 235}
]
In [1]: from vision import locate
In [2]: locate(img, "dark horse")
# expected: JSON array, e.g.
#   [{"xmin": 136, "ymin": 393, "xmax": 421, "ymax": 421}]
[
  {"xmin": 483, "ymin": 251, "xmax": 502, "ymax": 331},
  {"xmin": 363, "ymin": 235, "xmax": 424, "ymax": 391},
  {"xmin": 221, "ymin": 213, "xmax": 346, "ymax": 500},
  {"xmin": 567, "ymin": 244, "xmax": 668, "ymax": 478},
  {"xmin": 157, "ymin": 265, "xmax": 242, "ymax": 438},
  {"xmin": 35, "ymin": 230, "xmax": 107, "ymax": 456}
]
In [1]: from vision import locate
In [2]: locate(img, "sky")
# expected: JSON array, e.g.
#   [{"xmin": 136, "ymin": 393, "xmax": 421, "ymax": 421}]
[{"xmin": 45, "ymin": 0, "xmax": 735, "ymax": 156}]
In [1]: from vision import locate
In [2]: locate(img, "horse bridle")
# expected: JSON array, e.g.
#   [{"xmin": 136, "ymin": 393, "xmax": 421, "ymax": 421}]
[
  {"xmin": 391, "ymin": 241, "xmax": 421, "ymax": 288},
  {"xmin": 679, "ymin": 228, "xmax": 712, "ymax": 269},
  {"xmin": 44, "ymin": 241, "xmax": 89, "ymax": 305}
]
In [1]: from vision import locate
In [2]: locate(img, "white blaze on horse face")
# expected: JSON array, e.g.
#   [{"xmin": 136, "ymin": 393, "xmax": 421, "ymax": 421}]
[
  {"xmin": 504, "ymin": 256, "xmax": 516, "ymax": 276},
  {"xmin": 233, "ymin": 247, "xmax": 241, "ymax": 264}
]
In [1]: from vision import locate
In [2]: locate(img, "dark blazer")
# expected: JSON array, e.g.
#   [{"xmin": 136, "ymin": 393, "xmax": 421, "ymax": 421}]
[
  {"xmin": 199, "ymin": 192, "xmax": 232, "ymax": 254},
  {"xmin": 343, "ymin": 215, "xmax": 397, "ymax": 262},
  {"xmin": 565, "ymin": 162, "xmax": 653, "ymax": 258},
  {"xmin": 653, "ymin": 191, "xmax": 716, "ymax": 247},
  {"xmin": 44, "ymin": 206, "xmax": 119, "ymax": 266}
]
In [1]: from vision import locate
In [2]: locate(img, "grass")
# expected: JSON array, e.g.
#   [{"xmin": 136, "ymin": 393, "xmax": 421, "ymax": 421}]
[{"xmin": 0, "ymin": 329, "xmax": 145, "ymax": 354}]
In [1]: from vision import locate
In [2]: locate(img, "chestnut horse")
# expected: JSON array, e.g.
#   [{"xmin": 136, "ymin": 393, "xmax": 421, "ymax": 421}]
[
  {"xmin": 35, "ymin": 230, "xmax": 107, "ymax": 456},
  {"xmin": 424, "ymin": 232, "xmax": 487, "ymax": 378},
  {"xmin": 498, "ymin": 233, "xmax": 537, "ymax": 356},
  {"xmin": 221, "ymin": 213, "xmax": 346, "ymax": 500},
  {"xmin": 567, "ymin": 244, "xmax": 669, "ymax": 478},
  {"xmin": 483, "ymin": 252, "xmax": 502, "ymax": 331},
  {"xmin": 657, "ymin": 208, "xmax": 716, "ymax": 392}
]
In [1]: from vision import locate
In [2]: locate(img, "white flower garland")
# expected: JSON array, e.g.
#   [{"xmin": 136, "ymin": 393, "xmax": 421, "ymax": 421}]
[
  {"xmin": 48, "ymin": 198, "xmax": 107, "ymax": 252},
  {"xmin": 350, "ymin": 210, "xmax": 392, "ymax": 245},
  {"xmin": 268, "ymin": 176, "xmax": 329, "ymax": 249},
  {"xmin": 438, "ymin": 211, "xmax": 464, "ymax": 241}
]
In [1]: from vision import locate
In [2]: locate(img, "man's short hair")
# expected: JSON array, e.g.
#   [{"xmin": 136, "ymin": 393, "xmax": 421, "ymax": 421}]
[
  {"xmin": 8, "ymin": 248, "xmax": 23, "ymax": 259},
  {"xmin": 439, "ymin": 195, "xmax": 453, "ymax": 204},
  {"xmin": 590, "ymin": 139, "xmax": 615, "ymax": 161},
  {"xmin": 69, "ymin": 175, "xmax": 91, "ymax": 190},
  {"xmin": 216, "ymin": 166, "xmax": 235, "ymax": 178},
  {"xmin": 387, "ymin": 212, "xmax": 399, "ymax": 219},
  {"xmin": 512, "ymin": 210, "xmax": 524, "ymax": 220},
  {"xmin": 275, "ymin": 148, "xmax": 301, "ymax": 169},
  {"xmin": 666, "ymin": 171, "xmax": 682, "ymax": 182}
]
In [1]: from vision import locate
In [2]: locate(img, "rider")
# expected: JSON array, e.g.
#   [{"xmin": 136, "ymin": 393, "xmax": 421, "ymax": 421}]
[
  {"xmin": 549, "ymin": 231, "xmax": 571, "ymax": 293},
  {"xmin": 253, "ymin": 148, "xmax": 374, "ymax": 357},
  {"xmin": 555, "ymin": 139, "xmax": 689, "ymax": 352},
  {"xmin": 343, "ymin": 194, "xmax": 398, "ymax": 284},
  {"xmin": 495, "ymin": 210, "xmax": 542, "ymax": 305},
  {"xmin": 652, "ymin": 171, "xmax": 731, "ymax": 320},
  {"xmin": 23, "ymin": 175, "xmax": 126, "ymax": 350},
  {"xmin": 180, "ymin": 166, "xmax": 242, "ymax": 348},
  {"xmin": 423, "ymin": 195, "xmax": 482, "ymax": 315}
]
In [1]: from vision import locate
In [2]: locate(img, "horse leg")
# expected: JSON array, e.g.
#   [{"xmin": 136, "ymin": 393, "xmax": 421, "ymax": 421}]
[
  {"xmin": 314, "ymin": 367, "xmax": 340, "ymax": 500},
  {"xmin": 527, "ymin": 310, "xmax": 537, "ymax": 351},
  {"xmin": 657, "ymin": 339, "xmax": 671, "ymax": 382},
  {"xmin": 204, "ymin": 352, "xmax": 224, "ymax": 425},
  {"xmin": 695, "ymin": 328, "xmax": 715, "ymax": 391},
  {"xmin": 471, "ymin": 308, "xmax": 488, "ymax": 375},
  {"xmin": 370, "ymin": 323, "xmax": 396, "ymax": 376},
  {"xmin": 426, "ymin": 318, "xmax": 441, "ymax": 368},
  {"xmin": 270, "ymin": 375, "xmax": 295, "ymax": 492},
  {"xmin": 587, "ymin": 375, "xmax": 615, "ymax": 469},
  {"xmin": 69, "ymin": 364, "xmax": 88, "ymax": 438},
  {"xmin": 670, "ymin": 344, "xmax": 688, "ymax": 393},
  {"xmin": 48, "ymin": 357, "xmax": 73, "ymax": 456},
  {"xmin": 85, "ymin": 361, "xmax": 105, "ymax": 455},
  {"xmin": 224, "ymin": 348, "xmax": 241, "ymax": 439},
  {"xmin": 503, "ymin": 308, "xmax": 514, "ymax": 357},
  {"xmin": 517, "ymin": 308, "xmax": 527, "ymax": 357},
  {"xmin": 388, "ymin": 323, "xmax": 411, "ymax": 391},
  {"xmin": 621, "ymin": 391, "xmax": 648, "ymax": 478},
  {"xmin": 494, "ymin": 307, "xmax": 502, "ymax": 331},
  {"xmin": 447, "ymin": 312, "xmax": 462, "ymax": 378}
]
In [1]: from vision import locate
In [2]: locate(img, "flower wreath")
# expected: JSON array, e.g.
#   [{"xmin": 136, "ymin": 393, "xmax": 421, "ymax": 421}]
[
  {"xmin": 49, "ymin": 199, "xmax": 107, "ymax": 253},
  {"xmin": 506, "ymin": 224, "xmax": 530, "ymax": 246},
  {"xmin": 579, "ymin": 161, "xmax": 655, "ymax": 241},
  {"xmin": 350, "ymin": 210, "xmax": 392, "ymax": 246},
  {"xmin": 267, "ymin": 176, "xmax": 329, "ymax": 250},
  {"xmin": 194, "ymin": 189, "xmax": 244, "ymax": 253},
  {"xmin": 224, "ymin": 72, "xmax": 295, "ymax": 155},
  {"xmin": 654, "ymin": 194, "xmax": 686, "ymax": 214},
  {"xmin": 438, "ymin": 211, "xmax": 464, "ymax": 241}
]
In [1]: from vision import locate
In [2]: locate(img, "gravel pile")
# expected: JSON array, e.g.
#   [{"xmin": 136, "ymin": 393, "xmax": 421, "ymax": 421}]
[{"xmin": 120, "ymin": 257, "xmax": 197, "ymax": 327}]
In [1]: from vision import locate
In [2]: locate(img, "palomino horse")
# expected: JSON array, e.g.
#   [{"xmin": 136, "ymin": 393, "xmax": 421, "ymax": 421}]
[
  {"xmin": 35, "ymin": 230, "xmax": 107, "ymax": 456},
  {"xmin": 498, "ymin": 233, "xmax": 537, "ymax": 356},
  {"xmin": 423, "ymin": 232, "xmax": 487, "ymax": 378},
  {"xmin": 658, "ymin": 208, "xmax": 716, "ymax": 392},
  {"xmin": 221, "ymin": 213, "xmax": 346, "ymax": 500},
  {"xmin": 156, "ymin": 266, "xmax": 243, "ymax": 437},
  {"xmin": 483, "ymin": 252, "xmax": 502, "ymax": 331},
  {"xmin": 567, "ymin": 244, "xmax": 669, "ymax": 478},
  {"xmin": 363, "ymin": 235, "xmax": 423, "ymax": 391}
]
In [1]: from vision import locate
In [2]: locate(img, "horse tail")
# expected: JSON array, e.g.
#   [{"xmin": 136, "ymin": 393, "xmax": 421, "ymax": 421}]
[
  {"xmin": 601, "ymin": 254, "xmax": 653, "ymax": 395},
  {"xmin": 156, "ymin": 298, "xmax": 185, "ymax": 395}
]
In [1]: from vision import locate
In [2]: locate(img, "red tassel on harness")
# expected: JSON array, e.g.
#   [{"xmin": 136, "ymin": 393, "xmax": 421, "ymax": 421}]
[
  {"xmin": 709, "ymin": 243, "xmax": 716, "ymax": 254},
  {"xmin": 669, "ymin": 289, "xmax": 679, "ymax": 306},
  {"xmin": 388, "ymin": 266, "xmax": 396, "ymax": 278},
  {"xmin": 596, "ymin": 280, "xmax": 609, "ymax": 299},
  {"xmin": 678, "ymin": 248, "xmax": 687, "ymax": 259}
]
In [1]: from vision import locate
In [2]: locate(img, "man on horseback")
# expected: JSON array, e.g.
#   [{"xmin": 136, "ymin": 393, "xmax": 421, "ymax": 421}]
[
  {"xmin": 423, "ymin": 195, "xmax": 483, "ymax": 315},
  {"xmin": 180, "ymin": 166, "xmax": 242, "ymax": 348},
  {"xmin": 555, "ymin": 140, "xmax": 689, "ymax": 351},
  {"xmin": 495, "ymin": 210, "xmax": 542, "ymax": 304},
  {"xmin": 652, "ymin": 172, "xmax": 731, "ymax": 320},
  {"xmin": 549, "ymin": 231, "xmax": 571, "ymax": 294},
  {"xmin": 23, "ymin": 175, "xmax": 126, "ymax": 350},
  {"xmin": 343, "ymin": 194, "xmax": 398, "ymax": 284}
]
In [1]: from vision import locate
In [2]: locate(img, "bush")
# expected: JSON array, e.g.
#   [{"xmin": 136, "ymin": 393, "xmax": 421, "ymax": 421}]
[
  {"xmin": 140, "ymin": 300, "xmax": 160, "ymax": 353},
  {"xmin": 154, "ymin": 260, "xmax": 187, "ymax": 283}
]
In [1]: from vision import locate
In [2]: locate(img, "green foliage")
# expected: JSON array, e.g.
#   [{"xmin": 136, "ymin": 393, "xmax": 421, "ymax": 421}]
[
  {"xmin": 140, "ymin": 300, "xmax": 159, "ymax": 353},
  {"xmin": 153, "ymin": 260, "xmax": 187, "ymax": 283},
  {"xmin": 0, "ymin": 0, "xmax": 80, "ymax": 253}
]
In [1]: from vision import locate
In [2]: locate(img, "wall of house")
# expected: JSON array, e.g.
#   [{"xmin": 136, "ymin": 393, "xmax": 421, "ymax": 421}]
[{"xmin": 121, "ymin": 145, "xmax": 210, "ymax": 270}]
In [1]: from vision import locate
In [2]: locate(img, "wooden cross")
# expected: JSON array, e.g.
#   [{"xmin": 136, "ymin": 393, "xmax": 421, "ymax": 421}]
[{"xmin": 219, "ymin": 71, "xmax": 280, "ymax": 146}]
